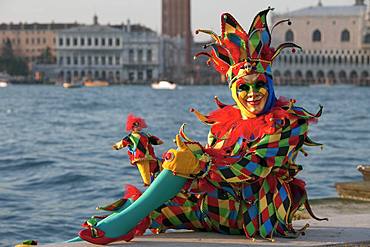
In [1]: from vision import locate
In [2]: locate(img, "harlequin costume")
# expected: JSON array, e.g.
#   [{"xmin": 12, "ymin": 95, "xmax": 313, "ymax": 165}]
[
  {"xmin": 113, "ymin": 114, "xmax": 163, "ymax": 186},
  {"xmin": 72, "ymin": 8, "xmax": 327, "ymax": 245}
]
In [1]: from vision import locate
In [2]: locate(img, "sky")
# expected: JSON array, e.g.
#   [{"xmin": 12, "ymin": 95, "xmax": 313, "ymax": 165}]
[{"xmin": 0, "ymin": 0, "xmax": 361, "ymax": 41}]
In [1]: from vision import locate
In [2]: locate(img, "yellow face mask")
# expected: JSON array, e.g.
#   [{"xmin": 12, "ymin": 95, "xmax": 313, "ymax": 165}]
[{"xmin": 231, "ymin": 73, "xmax": 269, "ymax": 119}]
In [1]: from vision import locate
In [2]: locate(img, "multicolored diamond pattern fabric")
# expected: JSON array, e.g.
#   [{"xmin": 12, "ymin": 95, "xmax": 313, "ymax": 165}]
[{"xmin": 148, "ymin": 105, "xmax": 319, "ymax": 239}]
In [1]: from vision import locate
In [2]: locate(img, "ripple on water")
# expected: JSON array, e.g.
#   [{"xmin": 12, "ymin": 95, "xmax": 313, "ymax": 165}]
[{"xmin": 1, "ymin": 157, "xmax": 55, "ymax": 171}]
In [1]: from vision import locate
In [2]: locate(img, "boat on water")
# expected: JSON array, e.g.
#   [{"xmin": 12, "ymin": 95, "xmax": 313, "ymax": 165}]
[
  {"xmin": 0, "ymin": 72, "xmax": 10, "ymax": 87},
  {"xmin": 62, "ymin": 82, "xmax": 82, "ymax": 89},
  {"xmin": 0, "ymin": 80, "xmax": 8, "ymax": 87},
  {"xmin": 336, "ymin": 164, "xmax": 370, "ymax": 201},
  {"xmin": 84, "ymin": 80, "xmax": 109, "ymax": 87},
  {"xmin": 151, "ymin": 80, "xmax": 176, "ymax": 90}
]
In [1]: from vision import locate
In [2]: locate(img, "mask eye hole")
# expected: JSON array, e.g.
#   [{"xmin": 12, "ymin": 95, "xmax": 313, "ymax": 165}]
[
  {"xmin": 255, "ymin": 81, "xmax": 266, "ymax": 89},
  {"xmin": 237, "ymin": 84, "xmax": 250, "ymax": 92}
]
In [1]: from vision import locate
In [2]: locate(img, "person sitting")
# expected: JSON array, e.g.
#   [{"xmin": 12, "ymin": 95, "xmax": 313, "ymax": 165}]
[{"xmin": 74, "ymin": 8, "xmax": 326, "ymax": 245}]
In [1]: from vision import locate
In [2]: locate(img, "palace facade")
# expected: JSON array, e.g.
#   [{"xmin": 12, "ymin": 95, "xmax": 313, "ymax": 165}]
[{"xmin": 271, "ymin": 0, "xmax": 370, "ymax": 85}]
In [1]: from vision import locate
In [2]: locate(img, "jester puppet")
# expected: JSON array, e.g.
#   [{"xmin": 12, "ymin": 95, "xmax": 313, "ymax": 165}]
[
  {"xmin": 70, "ymin": 8, "xmax": 326, "ymax": 245},
  {"xmin": 113, "ymin": 114, "xmax": 163, "ymax": 186}
]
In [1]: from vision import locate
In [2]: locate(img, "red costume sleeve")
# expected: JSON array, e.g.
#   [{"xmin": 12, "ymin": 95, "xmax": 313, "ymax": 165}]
[{"xmin": 148, "ymin": 135, "xmax": 163, "ymax": 145}]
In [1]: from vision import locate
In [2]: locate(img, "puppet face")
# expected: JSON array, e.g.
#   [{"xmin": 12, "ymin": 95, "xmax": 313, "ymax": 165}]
[
  {"xmin": 132, "ymin": 122, "xmax": 143, "ymax": 132},
  {"xmin": 231, "ymin": 73, "xmax": 269, "ymax": 118}
]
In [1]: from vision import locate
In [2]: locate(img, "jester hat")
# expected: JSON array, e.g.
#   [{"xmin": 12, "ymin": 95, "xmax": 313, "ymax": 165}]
[
  {"xmin": 195, "ymin": 7, "xmax": 301, "ymax": 115},
  {"xmin": 126, "ymin": 114, "xmax": 147, "ymax": 132}
]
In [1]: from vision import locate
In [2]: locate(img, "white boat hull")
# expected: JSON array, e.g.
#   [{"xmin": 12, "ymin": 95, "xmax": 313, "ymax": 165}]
[
  {"xmin": 0, "ymin": 81, "xmax": 8, "ymax": 87},
  {"xmin": 151, "ymin": 81, "xmax": 176, "ymax": 90}
]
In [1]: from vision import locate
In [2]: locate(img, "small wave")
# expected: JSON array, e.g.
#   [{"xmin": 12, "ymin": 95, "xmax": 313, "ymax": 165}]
[
  {"xmin": 3, "ymin": 158, "xmax": 55, "ymax": 171},
  {"xmin": 33, "ymin": 171, "xmax": 92, "ymax": 187}
]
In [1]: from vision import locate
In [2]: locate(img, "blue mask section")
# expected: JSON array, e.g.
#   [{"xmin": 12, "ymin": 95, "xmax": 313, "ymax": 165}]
[{"xmin": 258, "ymin": 75, "xmax": 276, "ymax": 115}]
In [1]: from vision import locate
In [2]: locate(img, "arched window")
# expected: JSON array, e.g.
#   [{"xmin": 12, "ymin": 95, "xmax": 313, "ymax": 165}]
[
  {"xmin": 328, "ymin": 71, "xmax": 336, "ymax": 79},
  {"xmin": 285, "ymin": 30, "xmax": 294, "ymax": 42},
  {"xmin": 306, "ymin": 71, "xmax": 313, "ymax": 80},
  {"xmin": 273, "ymin": 70, "xmax": 281, "ymax": 77},
  {"xmin": 364, "ymin": 34, "xmax": 370, "ymax": 44},
  {"xmin": 116, "ymin": 71, "xmax": 121, "ymax": 81},
  {"xmin": 339, "ymin": 71, "xmax": 346, "ymax": 79},
  {"xmin": 66, "ymin": 71, "xmax": 71, "ymax": 82},
  {"xmin": 317, "ymin": 70, "xmax": 325, "ymax": 83},
  {"xmin": 284, "ymin": 70, "xmax": 292, "ymax": 78},
  {"xmin": 317, "ymin": 71, "xmax": 325, "ymax": 78},
  {"xmin": 313, "ymin": 29, "xmax": 321, "ymax": 42},
  {"xmin": 350, "ymin": 71, "xmax": 358, "ymax": 80},
  {"xmin": 339, "ymin": 71, "xmax": 347, "ymax": 83},
  {"xmin": 108, "ymin": 71, "xmax": 114, "ymax": 80},
  {"xmin": 341, "ymin": 29, "xmax": 350, "ymax": 42}
]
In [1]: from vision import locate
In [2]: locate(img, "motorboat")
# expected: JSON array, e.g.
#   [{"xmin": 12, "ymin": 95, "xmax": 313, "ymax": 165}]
[
  {"xmin": 151, "ymin": 80, "xmax": 176, "ymax": 90},
  {"xmin": 63, "ymin": 82, "xmax": 82, "ymax": 88},
  {"xmin": 84, "ymin": 80, "xmax": 109, "ymax": 87},
  {"xmin": 0, "ymin": 72, "xmax": 10, "ymax": 87},
  {"xmin": 0, "ymin": 80, "xmax": 8, "ymax": 87}
]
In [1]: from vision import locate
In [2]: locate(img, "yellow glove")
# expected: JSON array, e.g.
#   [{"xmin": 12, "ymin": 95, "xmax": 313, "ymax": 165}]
[
  {"xmin": 112, "ymin": 140, "xmax": 125, "ymax": 150},
  {"xmin": 162, "ymin": 135, "xmax": 200, "ymax": 177}
]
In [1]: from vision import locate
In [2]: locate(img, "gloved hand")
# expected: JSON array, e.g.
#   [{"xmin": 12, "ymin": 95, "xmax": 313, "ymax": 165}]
[
  {"xmin": 112, "ymin": 144, "xmax": 119, "ymax": 150},
  {"xmin": 162, "ymin": 135, "xmax": 200, "ymax": 177}
]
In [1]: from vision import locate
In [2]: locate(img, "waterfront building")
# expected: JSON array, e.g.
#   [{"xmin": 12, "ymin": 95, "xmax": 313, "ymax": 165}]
[
  {"xmin": 0, "ymin": 22, "xmax": 78, "ymax": 64},
  {"xmin": 56, "ymin": 16, "xmax": 161, "ymax": 84},
  {"xmin": 271, "ymin": 0, "xmax": 370, "ymax": 85}
]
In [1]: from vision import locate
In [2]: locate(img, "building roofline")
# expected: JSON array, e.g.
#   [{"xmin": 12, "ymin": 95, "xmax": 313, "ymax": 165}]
[{"xmin": 273, "ymin": 4, "xmax": 367, "ymax": 17}]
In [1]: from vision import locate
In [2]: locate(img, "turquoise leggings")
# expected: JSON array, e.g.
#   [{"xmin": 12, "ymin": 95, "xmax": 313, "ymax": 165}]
[{"xmin": 67, "ymin": 169, "xmax": 186, "ymax": 242}]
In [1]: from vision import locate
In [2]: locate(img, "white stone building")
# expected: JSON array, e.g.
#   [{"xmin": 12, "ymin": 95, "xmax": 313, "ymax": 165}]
[
  {"xmin": 271, "ymin": 0, "xmax": 370, "ymax": 85},
  {"xmin": 56, "ymin": 16, "xmax": 161, "ymax": 84}
]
